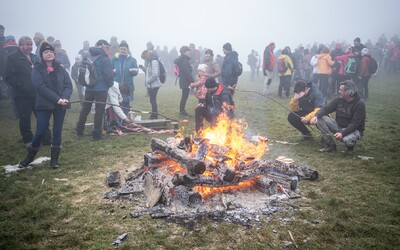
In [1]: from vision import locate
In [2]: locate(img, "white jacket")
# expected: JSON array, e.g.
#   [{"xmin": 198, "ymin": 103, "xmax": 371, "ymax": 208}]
[
  {"xmin": 106, "ymin": 81, "xmax": 127, "ymax": 120},
  {"xmin": 310, "ymin": 54, "xmax": 319, "ymax": 74}
]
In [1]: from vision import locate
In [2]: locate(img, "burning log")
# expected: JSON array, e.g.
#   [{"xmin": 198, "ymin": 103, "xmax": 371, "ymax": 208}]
[{"xmin": 151, "ymin": 138, "xmax": 206, "ymax": 174}]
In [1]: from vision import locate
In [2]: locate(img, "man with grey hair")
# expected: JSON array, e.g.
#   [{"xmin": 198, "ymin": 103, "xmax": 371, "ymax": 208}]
[
  {"xmin": 5, "ymin": 36, "xmax": 52, "ymax": 147},
  {"xmin": 310, "ymin": 80, "xmax": 365, "ymax": 153}
]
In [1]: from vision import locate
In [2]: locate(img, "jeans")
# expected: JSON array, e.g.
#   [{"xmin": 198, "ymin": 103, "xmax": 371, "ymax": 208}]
[
  {"xmin": 317, "ymin": 74, "xmax": 330, "ymax": 98},
  {"xmin": 316, "ymin": 116, "xmax": 362, "ymax": 147},
  {"xmin": 279, "ymin": 75, "xmax": 291, "ymax": 97},
  {"xmin": 77, "ymin": 90, "xmax": 108, "ymax": 133},
  {"xmin": 31, "ymin": 108, "xmax": 66, "ymax": 148}
]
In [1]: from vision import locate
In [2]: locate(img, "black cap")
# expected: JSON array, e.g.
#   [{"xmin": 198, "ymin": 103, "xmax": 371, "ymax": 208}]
[
  {"xmin": 95, "ymin": 39, "xmax": 111, "ymax": 47},
  {"xmin": 223, "ymin": 42, "xmax": 232, "ymax": 51}
]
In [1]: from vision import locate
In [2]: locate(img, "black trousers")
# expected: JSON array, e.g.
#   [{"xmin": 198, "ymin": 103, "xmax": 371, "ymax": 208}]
[
  {"xmin": 148, "ymin": 87, "xmax": 159, "ymax": 117},
  {"xmin": 77, "ymin": 90, "xmax": 108, "ymax": 132},
  {"xmin": 288, "ymin": 110, "xmax": 311, "ymax": 135},
  {"xmin": 179, "ymin": 87, "xmax": 190, "ymax": 113}
]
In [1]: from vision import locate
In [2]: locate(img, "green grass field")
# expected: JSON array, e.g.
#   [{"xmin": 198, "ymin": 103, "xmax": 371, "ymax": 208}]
[{"xmin": 1, "ymin": 73, "xmax": 399, "ymax": 249}]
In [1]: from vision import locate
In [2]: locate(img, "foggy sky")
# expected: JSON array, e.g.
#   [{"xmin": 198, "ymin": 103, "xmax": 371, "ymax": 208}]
[{"xmin": 1, "ymin": 0, "xmax": 399, "ymax": 67}]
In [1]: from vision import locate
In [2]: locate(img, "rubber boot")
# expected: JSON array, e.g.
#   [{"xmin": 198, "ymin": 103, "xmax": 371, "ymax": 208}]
[
  {"xmin": 19, "ymin": 146, "xmax": 39, "ymax": 168},
  {"xmin": 50, "ymin": 146, "xmax": 61, "ymax": 168}
]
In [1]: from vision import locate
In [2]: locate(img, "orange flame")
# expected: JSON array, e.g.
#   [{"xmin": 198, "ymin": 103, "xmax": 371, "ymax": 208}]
[
  {"xmin": 197, "ymin": 113, "xmax": 268, "ymax": 168},
  {"xmin": 193, "ymin": 179, "xmax": 256, "ymax": 198}
]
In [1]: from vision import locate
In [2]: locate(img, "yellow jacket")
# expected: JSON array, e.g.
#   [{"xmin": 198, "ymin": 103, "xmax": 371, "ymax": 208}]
[
  {"xmin": 317, "ymin": 53, "xmax": 335, "ymax": 74},
  {"xmin": 289, "ymin": 98, "xmax": 321, "ymax": 121},
  {"xmin": 278, "ymin": 54, "xmax": 294, "ymax": 76}
]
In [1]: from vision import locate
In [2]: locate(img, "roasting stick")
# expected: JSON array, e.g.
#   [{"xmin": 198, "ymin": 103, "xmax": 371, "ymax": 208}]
[{"xmin": 288, "ymin": 230, "xmax": 299, "ymax": 249}]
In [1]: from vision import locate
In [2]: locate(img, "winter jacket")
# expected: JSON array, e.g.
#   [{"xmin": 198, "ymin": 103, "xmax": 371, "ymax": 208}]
[
  {"xmin": 190, "ymin": 71, "xmax": 208, "ymax": 100},
  {"xmin": 203, "ymin": 58, "xmax": 221, "ymax": 79},
  {"xmin": 55, "ymin": 49, "xmax": 71, "ymax": 70},
  {"xmin": 205, "ymin": 83, "xmax": 230, "ymax": 119},
  {"xmin": 106, "ymin": 81, "xmax": 127, "ymax": 120},
  {"xmin": 85, "ymin": 47, "xmax": 113, "ymax": 92},
  {"xmin": 335, "ymin": 52, "xmax": 355, "ymax": 76},
  {"xmin": 221, "ymin": 51, "xmax": 240, "ymax": 87},
  {"xmin": 310, "ymin": 54, "xmax": 319, "ymax": 74},
  {"xmin": 146, "ymin": 56, "xmax": 161, "ymax": 89},
  {"xmin": 358, "ymin": 55, "xmax": 372, "ymax": 78},
  {"xmin": 278, "ymin": 54, "xmax": 294, "ymax": 76},
  {"xmin": 315, "ymin": 93, "xmax": 365, "ymax": 136},
  {"xmin": 71, "ymin": 62, "xmax": 79, "ymax": 83},
  {"xmin": 5, "ymin": 49, "xmax": 38, "ymax": 98},
  {"xmin": 289, "ymin": 83, "xmax": 325, "ymax": 121},
  {"xmin": 111, "ymin": 53, "xmax": 138, "ymax": 94},
  {"xmin": 31, "ymin": 60, "xmax": 73, "ymax": 110},
  {"xmin": 0, "ymin": 43, "xmax": 19, "ymax": 78},
  {"xmin": 317, "ymin": 53, "xmax": 335, "ymax": 75},
  {"xmin": 174, "ymin": 54, "xmax": 194, "ymax": 89},
  {"xmin": 263, "ymin": 46, "xmax": 275, "ymax": 71}
]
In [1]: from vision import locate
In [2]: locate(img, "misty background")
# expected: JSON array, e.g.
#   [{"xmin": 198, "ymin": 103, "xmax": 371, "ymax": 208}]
[{"xmin": 1, "ymin": 0, "xmax": 400, "ymax": 69}]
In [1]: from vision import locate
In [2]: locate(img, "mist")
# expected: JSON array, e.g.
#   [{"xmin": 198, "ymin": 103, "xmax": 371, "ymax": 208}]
[{"xmin": 1, "ymin": 0, "xmax": 399, "ymax": 68}]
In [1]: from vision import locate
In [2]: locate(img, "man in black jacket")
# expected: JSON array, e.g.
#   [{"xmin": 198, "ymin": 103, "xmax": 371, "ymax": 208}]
[
  {"xmin": 5, "ymin": 36, "xmax": 51, "ymax": 147},
  {"xmin": 310, "ymin": 80, "xmax": 365, "ymax": 153}
]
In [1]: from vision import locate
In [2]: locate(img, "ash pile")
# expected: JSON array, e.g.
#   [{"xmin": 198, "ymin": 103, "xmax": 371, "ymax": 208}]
[{"xmin": 105, "ymin": 137, "xmax": 318, "ymax": 228}]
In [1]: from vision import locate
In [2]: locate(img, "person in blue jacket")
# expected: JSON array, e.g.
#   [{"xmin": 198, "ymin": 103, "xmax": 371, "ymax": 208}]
[
  {"xmin": 111, "ymin": 40, "xmax": 138, "ymax": 115},
  {"xmin": 19, "ymin": 41, "xmax": 72, "ymax": 168}
]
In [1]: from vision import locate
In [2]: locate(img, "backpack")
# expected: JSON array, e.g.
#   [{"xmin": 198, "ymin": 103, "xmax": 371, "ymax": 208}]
[
  {"xmin": 344, "ymin": 57, "xmax": 356, "ymax": 74},
  {"xmin": 234, "ymin": 61, "xmax": 243, "ymax": 76},
  {"xmin": 278, "ymin": 58, "xmax": 288, "ymax": 74},
  {"xmin": 157, "ymin": 59, "xmax": 167, "ymax": 84},
  {"xmin": 369, "ymin": 56, "xmax": 378, "ymax": 74},
  {"xmin": 78, "ymin": 55, "xmax": 101, "ymax": 87}
]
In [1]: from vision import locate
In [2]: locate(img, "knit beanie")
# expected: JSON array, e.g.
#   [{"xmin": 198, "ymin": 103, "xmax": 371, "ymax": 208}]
[
  {"xmin": 119, "ymin": 40, "xmax": 129, "ymax": 50},
  {"xmin": 40, "ymin": 41, "xmax": 55, "ymax": 59},
  {"xmin": 205, "ymin": 77, "xmax": 218, "ymax": 89},
  {"xmin": 223, "ymin": 43, "xmax": 232, "ymax": 51}
]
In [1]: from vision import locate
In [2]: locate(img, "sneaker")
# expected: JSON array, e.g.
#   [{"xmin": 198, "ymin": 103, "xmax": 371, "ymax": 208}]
[
  {"xmin": 347, "ymin": 146, "xmax": 355, "ymax": 154},
  {"xmin": 319, "ymin": 143, "xmax": 336, "ymax": 152}
]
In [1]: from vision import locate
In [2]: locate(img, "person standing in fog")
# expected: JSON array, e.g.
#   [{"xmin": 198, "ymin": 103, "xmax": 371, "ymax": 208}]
[
  {"xmin": 19, "ymin": 42, "xmax": 72, "ymax": 168},
  {"xmin": 247, "ymin": 49, "xmax": 257, "ymax": 81},
  {"xmin": 262, "ymin": 42, "xmax": 276, "ymax": 95},
  {"xmin": 54, "ymin": 40, "xmax": 71, "ymax": 71},
  {"xmin": 145, "ymin": 50, "xmax": 162, "ymax": 119},
  {"xmin": 111, "ymin": 40, "xmax": 138, "ymax": 115},
  {"xmin": 78, "ymin": 41, "xmax": 90, "ymax": 58},
  {"xmin": 174, "ymin": 46, "xmax": 194, "ymax": 118},
  {"xmin": 76, "ymin": 39, "xmax": 113, "ymax": 140},
  {"xmin": 5, "ymin": 36, "xmax": 52, "ymax": 148},
  {"xmin": 202, "ymin": 49, "xmax": 221, "ymax": 79},
  {"xmin": 71, "ymin": 54, "xmax": 85, "ymax": 110},
  {"xmin": 221, "ymin": 42, "xmax": 240, "ymax": 111}
]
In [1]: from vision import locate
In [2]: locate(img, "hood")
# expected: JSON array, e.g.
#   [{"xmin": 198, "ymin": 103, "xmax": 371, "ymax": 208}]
[
  {"xmin": 89, "ymin": 47, "xmax": 106, "ymax": 57},
  {"xmin": 279, "ymin": 54, "xmax": 290, "ymax": 60}
]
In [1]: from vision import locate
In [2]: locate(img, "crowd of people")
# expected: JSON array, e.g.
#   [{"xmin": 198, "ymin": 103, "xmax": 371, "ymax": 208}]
[{"xmin": 0, "ymin": 24, "xmax": 399, "ymax": 167}]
